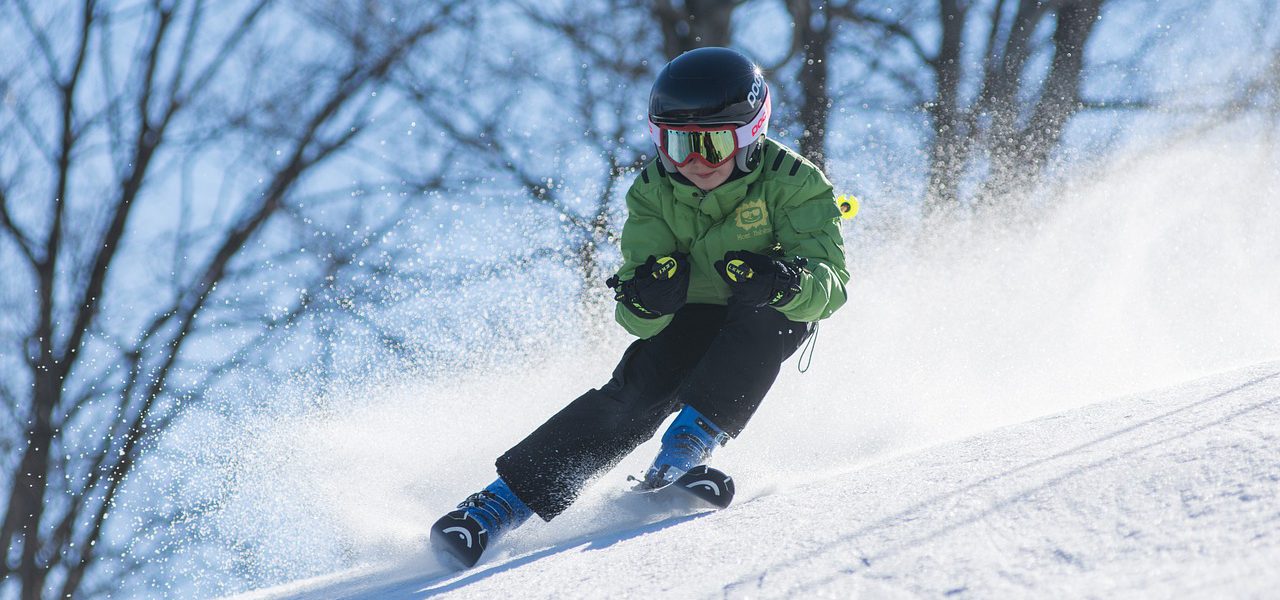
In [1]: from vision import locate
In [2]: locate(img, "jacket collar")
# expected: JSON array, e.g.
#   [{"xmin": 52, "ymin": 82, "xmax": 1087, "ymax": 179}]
[{"xmin": 668, "ymin": 161, "xmax": 764, "ymax": 221}]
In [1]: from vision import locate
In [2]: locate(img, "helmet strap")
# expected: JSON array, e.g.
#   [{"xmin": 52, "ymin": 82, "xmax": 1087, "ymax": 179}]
[
  {"xmin": 732, "ymin": 90, "xmax": 769, "ymax": 172},
  {"xmin": 735, "ymin": 137, "xmax": 764, "ymax": 172}
]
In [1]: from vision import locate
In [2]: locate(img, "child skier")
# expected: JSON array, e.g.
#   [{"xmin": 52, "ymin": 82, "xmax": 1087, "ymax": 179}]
[{"xmin": 430, "ymin": 46, "xmax": 849, "ymax": 567}]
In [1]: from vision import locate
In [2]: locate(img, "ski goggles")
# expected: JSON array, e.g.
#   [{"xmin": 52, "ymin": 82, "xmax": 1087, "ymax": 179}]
[{"xmin": 649, "ymin": 92, "xmax": 771, "ymax": 168}]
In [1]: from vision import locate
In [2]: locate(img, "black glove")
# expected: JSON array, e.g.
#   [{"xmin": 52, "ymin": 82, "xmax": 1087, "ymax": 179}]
[
  {"xmin": 606, "ymin": 253, "xmax": 691, "ymax": 319},
  {"xmin": 714, "ymin": 250, "xmax": 806, "ymax": 308}
]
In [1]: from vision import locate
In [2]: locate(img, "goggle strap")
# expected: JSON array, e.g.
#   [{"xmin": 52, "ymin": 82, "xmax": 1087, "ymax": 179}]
[{"xmin": 732, "ymin": 90, "xmax": 771, "ymax": 148}]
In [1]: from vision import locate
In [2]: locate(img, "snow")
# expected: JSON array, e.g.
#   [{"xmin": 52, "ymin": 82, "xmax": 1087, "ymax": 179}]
[{"xmin": 228, "ymin": 361, "xmax": 1280, "ymax": 599}]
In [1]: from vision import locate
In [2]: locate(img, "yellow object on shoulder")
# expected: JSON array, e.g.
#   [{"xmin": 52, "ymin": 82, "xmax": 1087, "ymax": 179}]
[{"xmin": 836, "ymin": 194, "xmax": 860, "ymax": 220}]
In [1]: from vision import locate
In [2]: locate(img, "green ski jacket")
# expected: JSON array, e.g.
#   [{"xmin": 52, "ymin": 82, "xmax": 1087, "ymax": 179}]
[{"xmin": 614, "ymin": 138, "xmax": 849, "ymax": 338}]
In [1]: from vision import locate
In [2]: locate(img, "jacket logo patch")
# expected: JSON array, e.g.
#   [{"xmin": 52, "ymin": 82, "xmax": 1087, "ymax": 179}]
[{"xmin": 735, "ymin": 199, "xmax": 768, "ymax": 231}]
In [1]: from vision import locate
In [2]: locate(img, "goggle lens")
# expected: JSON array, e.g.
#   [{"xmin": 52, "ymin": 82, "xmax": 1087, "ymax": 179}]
[{"xmin": 660, "ymin": 127, "xmax": 738, "ymax": 167}]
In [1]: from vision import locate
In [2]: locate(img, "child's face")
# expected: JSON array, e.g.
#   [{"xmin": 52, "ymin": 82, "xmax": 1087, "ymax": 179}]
[{"xmin": 676, "ymin": 159, "xmax": 735, "ymax": 191}]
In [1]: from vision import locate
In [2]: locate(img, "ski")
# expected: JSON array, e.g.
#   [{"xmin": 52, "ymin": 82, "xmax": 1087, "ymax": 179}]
[
  {"xmin": 632, "ymin": 465, "xmax": 735, "ymax": 509},
  {"xmin": 430, "ymin": 510, "xmax": 489, "ymax": 568}
]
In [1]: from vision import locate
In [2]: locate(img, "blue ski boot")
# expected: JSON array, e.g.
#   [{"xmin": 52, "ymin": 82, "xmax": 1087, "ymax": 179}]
[
  {"xmin": 637, "ymin": 405, "xmax": 730, "ymax": 490},
  {"xmin": 430, "ymin": 477, "xmax": 532, "ymax": 568}
]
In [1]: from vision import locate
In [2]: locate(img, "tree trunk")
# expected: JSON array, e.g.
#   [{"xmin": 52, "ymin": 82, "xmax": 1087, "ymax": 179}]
[
  {"xmin": 652, "ymin": 0, "xmax": 738, "ymax": 59},
  {"xmin": 923, "ymin": 0, "xmax": 969, "ymax": 219},
  {"xmin": 4, "ymin": 368, "xmax": 57, "ymax": 599},
  {"xmin": 788, "ymin": 0, "xmax": 833, "ymax": 170},
  {"xmin": 979, "ymin": 0, "xmax": 1103, "ymax": 208}
]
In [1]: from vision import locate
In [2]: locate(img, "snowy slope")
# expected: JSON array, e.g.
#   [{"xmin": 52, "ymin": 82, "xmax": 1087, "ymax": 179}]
[{"xmin": 230, "ymin": 361, "xmax": 1280, "ymax": 599}]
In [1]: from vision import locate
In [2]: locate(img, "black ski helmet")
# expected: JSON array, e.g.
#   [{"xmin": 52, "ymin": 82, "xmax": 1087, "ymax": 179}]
[{"xmin": 648, "ymin": 47, "xmax": 771, "ymax": 173}]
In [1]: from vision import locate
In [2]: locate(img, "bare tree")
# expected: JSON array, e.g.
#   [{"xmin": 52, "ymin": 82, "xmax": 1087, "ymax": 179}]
[
  {"xmin": 395, "ymin": 0, "xmax": 661, "ymax": 320},
  {"xmin": 0, "ymin": 1, "xmax": 458, "ymax": 597},
  {"xmin": 777, "ymin": 0, "xmax": 864, "ymax": 170},
  {"xmin": 834, "ymin": 0, "xmax": 1110, "ymax": 218},
  {"xmin": 651, "ymin": 0, "xmax": 747, "ymax": 58}
]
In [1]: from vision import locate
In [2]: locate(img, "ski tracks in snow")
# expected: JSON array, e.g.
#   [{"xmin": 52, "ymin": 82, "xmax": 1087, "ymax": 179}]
[{"xmin": 721, "ymin": 365, "xmax": 1280, "ymax": 598}]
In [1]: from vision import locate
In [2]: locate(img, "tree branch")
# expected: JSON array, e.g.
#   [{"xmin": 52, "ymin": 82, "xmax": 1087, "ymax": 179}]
[
  {"xmin": 0, "ymin": 384, "xmax": 23, "ymax": 440},
  {"xmin": 834, "ymin": 3, "xmax": 937, "ymax": 67},
  {"xmin": 0, "ymin": 187, "xmax": 38, "ymax": 268},
  {"xmin": 407, "ymin": 86, "xmax": 596, "ymax": 235},
  {"xmin": 14, "ymin": 0, "xmax": 64, "ymax": 87},
  {"xmin": 1080, "ymin": 97, "xmax": 1160, "ymax": 110},
  {"xmin": 59, "ymin": 0, "xmax": 172, "ymax": 378},
  {"xmin": 180, "ymin": 0, "xmax": 272, "ymax": 104}
]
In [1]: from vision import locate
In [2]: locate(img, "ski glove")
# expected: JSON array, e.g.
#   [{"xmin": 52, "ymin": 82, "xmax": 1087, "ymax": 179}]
[
  {"xmin": 606, "ymin": 253, "xmax": 691, "ymax": 319},
  {"xmin": 714, "ymin": 250, "xmax": 806, "ymax": 308}
]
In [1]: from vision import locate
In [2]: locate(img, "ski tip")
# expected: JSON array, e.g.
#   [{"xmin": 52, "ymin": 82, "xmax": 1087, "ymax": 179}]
[
  {"xmin": 429, "ymin": 510, "xmax": 488, "ymax": 569},
  {"xmin": 675, "ymin": 465, "xmax": 735, "ymax": 509}
]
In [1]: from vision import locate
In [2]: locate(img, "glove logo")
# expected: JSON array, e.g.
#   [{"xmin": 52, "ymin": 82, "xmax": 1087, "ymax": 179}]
[
  {"xmin": 734, "ymin": 199, "xmax": 768, "ymax": 231},
  {"xmin": 725, "ymin": 259, "xmax": 754, "ymax": 282}
]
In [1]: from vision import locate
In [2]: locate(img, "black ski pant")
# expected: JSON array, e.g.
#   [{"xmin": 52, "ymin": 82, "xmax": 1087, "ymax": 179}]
[{"xmin": 495, "ymin": 303, "xmax": 812, "ymax": 520}]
